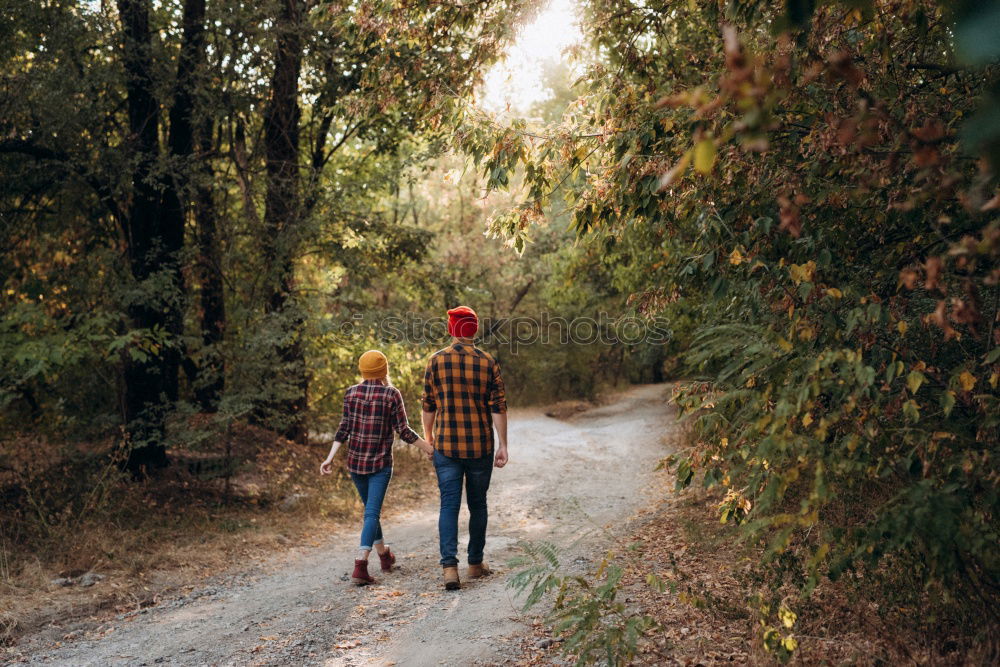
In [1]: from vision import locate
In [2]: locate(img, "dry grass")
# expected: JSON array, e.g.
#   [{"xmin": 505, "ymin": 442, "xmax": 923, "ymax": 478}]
[{"xmin": 0, "ymin": 423, "xmax": 436, "ymax": 646}]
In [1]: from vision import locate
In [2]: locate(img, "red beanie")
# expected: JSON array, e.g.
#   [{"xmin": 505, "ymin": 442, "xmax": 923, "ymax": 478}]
[{"xmin": 447, "ymin": 306, "xmax": 479, "ymax": 339}]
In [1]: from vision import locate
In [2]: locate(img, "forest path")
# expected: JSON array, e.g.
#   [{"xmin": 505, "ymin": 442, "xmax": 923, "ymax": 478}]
[{"xmin": 16, "ymin": 384, "xmax": 674, "ymax": 667}]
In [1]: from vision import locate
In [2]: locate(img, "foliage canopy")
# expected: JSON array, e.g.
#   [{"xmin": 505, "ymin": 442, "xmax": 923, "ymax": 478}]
[{"xmin": 462, "ymin": 0, "xmax": 1000, "ymax": 647}]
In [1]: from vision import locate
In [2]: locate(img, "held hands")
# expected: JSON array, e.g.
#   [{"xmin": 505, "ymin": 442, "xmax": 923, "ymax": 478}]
[{"xmin": 417, "ymin": 436, "xmax": 434, "ymax": 460}]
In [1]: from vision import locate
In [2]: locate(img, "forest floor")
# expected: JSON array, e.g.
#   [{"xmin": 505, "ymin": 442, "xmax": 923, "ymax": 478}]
[{"xmin": 5, "ymin": 384, "xmax": 676, "ymax": 666}]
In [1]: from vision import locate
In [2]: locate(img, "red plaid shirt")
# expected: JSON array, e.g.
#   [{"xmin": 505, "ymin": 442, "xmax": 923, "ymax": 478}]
[{"xmin": 334, "ymin": 380, "xmax": 419, "ymax": 474}]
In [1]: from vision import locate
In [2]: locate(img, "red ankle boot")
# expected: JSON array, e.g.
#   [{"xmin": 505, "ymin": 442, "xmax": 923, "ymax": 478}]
[
  {"xmin": 351, "ymin": 559, "xmax": 375, "ymax": 586},
  {"xmin": 378, "ymin": 548, "xmax": 396, "ymax": 573}
]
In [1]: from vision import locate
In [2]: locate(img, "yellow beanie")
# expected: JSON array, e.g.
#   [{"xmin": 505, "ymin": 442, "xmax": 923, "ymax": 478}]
[{"xmin": 358, "ymin": 350, "xmax": 388, "ymax": 379}]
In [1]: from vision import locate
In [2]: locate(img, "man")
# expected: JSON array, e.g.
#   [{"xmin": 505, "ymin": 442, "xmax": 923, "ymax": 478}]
[{"xmin": 421, "ymin": 305, "xmax": 509, "ymax": 590}]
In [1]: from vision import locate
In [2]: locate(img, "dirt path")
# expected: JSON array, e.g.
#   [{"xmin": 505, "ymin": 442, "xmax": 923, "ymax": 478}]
[{"xmin": 13, "ymin": 384, "xmax": 674, "ymax": 667}]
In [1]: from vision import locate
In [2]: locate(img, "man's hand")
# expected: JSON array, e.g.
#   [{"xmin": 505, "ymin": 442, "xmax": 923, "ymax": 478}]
[
  {"xmin": 415, "ymin": 436, "xmax": 435, "ymax": 459},
  {"xmin": 493, "ymin": 413, "xmax": 508, "ymax": 468}
]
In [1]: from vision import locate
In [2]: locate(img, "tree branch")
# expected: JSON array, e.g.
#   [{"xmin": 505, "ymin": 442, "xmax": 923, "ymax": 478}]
[{"xmin": 0, "ymin": 139, "xmax": 124, "ymax": 229}]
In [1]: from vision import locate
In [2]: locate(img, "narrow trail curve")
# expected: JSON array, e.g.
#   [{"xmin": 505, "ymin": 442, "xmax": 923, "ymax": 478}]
[{"xmin": 16, "ymin": 384, "xmax": 675, "ymax": 667}]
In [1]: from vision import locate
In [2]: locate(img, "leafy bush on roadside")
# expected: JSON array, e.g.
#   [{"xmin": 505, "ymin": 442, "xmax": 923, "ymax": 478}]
[
  {"xmin": 467, "ymin": 0, "xmax": 1000, "ymax": 646},
  {"xmin": 510, "ymin": 541, "xmax": 659, "ymax": 666}
]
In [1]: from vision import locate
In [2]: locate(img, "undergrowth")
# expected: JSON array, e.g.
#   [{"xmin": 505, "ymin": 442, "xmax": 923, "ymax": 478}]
[{"xmin": 0, "ymin": 422, "xmax": 432, "ymax": 644}]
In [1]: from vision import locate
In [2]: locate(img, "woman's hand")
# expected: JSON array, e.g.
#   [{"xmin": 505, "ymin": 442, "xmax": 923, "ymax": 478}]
[
  {"xmin": 320, "ymin": 441, "xmax": 342, "ymax": 475},
  {"xmin": 415, "ymin": 437, "xmax": 435, "ymax": 459}
]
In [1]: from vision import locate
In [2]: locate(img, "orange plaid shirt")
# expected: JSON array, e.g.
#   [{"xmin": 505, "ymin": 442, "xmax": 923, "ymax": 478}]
[{"xmin": 421, "ymin": 343, "xmax": 507, "ymax": 458}]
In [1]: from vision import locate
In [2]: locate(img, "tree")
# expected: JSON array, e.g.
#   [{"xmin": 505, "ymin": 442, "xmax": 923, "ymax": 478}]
[
  {"xmin": 115, "ymin": 0, "xmax": 187, "ymax": 471},
  {"xmin": 1, "ymin": 0, "xmax": 533, "ymax": 462},
  {"xmin": 460, "ymin": 0, "xmax": 1000, "ymax": 634},
  {"xmin": 261, "ymin": 0, "xmax": 308, "ymax": 441},
  {"xmin": 170, "ymin": 0, "xmax": 226, "ymax": 412},
  {"xmin": 248, "ymin": 0, "xmax": 536, "ymax": 439}
]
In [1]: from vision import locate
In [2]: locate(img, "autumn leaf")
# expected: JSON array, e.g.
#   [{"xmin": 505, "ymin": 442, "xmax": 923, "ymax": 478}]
[
  {"xmin": 778, "ymin": 196, "xmax": 802, "ymax": 237},
  {"xmin": 693, "ymin": 139, "xmax": 717, "ymax": 175},
  {"xmin": 789, "ymin": 261, "xmax": 816, "ymax": 285},
  {"xmin": 958, "ymin": 370, "xmax": 976, "ymax": 392},
  {"xmin": 906, "ymin": 370, "xmax": 926, "ymax": 394},
  {"xmin": 778, "ymin": 606, "xmax": 797, "ymax": 629},
  {"xmin": 924, "ymin": 256, "xmax": 944, "ymax": 292}
]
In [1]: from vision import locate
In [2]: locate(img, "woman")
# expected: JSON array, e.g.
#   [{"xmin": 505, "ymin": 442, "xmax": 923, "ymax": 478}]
[{"xmin": 320, "ymin": 350, "xmax": 433, "ymax": 585}]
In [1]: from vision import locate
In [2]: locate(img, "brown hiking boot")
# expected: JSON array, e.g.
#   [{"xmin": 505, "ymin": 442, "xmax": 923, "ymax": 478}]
[
  {"xmin": 443, "ymin": 566, "xmax": 461, "ymax": 590},
  {"xmin": 378, "ymin": 548, "xmax": 396, "ymax": 573},
  {"xmin": 467, "ymin": 563, "xmax": 492, "ymax": 579},
  {"xmin": 351, "ymin": 559, "xmax": 375, "ymax": 586}
]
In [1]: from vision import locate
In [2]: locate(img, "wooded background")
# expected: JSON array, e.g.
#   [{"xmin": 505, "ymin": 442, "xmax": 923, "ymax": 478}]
[{"xmin": 2, "ymin": 0, "xmax": 999, "ymax": 658}]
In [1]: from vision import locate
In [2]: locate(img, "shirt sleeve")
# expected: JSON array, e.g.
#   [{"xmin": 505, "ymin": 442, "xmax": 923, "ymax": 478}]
[
  {"xmin": 391, "ymin": 389, "xmax": 419, "ymax": 444},
  {"xmin": 488, "ymin": 359, "xmax": 507, "ymax": 414},
  {"xmin": 420, "ymin": 358, "xmax": 437, "ymax": 412},
  {"xmin": 334, "ymin": 391, "xmax": 352, "ymax": 443}
]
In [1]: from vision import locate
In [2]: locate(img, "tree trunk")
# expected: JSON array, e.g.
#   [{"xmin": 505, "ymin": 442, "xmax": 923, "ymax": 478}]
[
  {"xmin": 167, "ymin": 0, "xmax": 226, "ymax": 411},
  {"xmin": 117, "ymin": 0, "xmax": 182, "ymax": 473},
  {"xmin": 193, "ymin": 120, "xmax": 226, "ymax": 410},
  {"xmin": 263, "ymin": 0, "xmax": 307, "ymax": 441}
]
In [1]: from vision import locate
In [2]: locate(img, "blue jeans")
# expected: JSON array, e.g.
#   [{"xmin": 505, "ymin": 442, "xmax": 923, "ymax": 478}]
[
  {"xmin": 350, "ymin": 466, "xmax": 392, "ymax": 550},
  {"xmin": 433, "ymin": 449, "xmax": 493, "ymax": 567}
]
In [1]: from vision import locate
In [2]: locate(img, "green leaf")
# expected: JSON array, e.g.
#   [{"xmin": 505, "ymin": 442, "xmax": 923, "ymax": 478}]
[
  {"xmin": 940, "ymin": 390, "xmax": 956, "ymax": 417},
  {"xmin": 675, "ymin": 457, "xmax": 694, "ymax": 489},
  {"xmin": 906, "ymin": 370, "xmax": 925, "ymax": 394}
]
